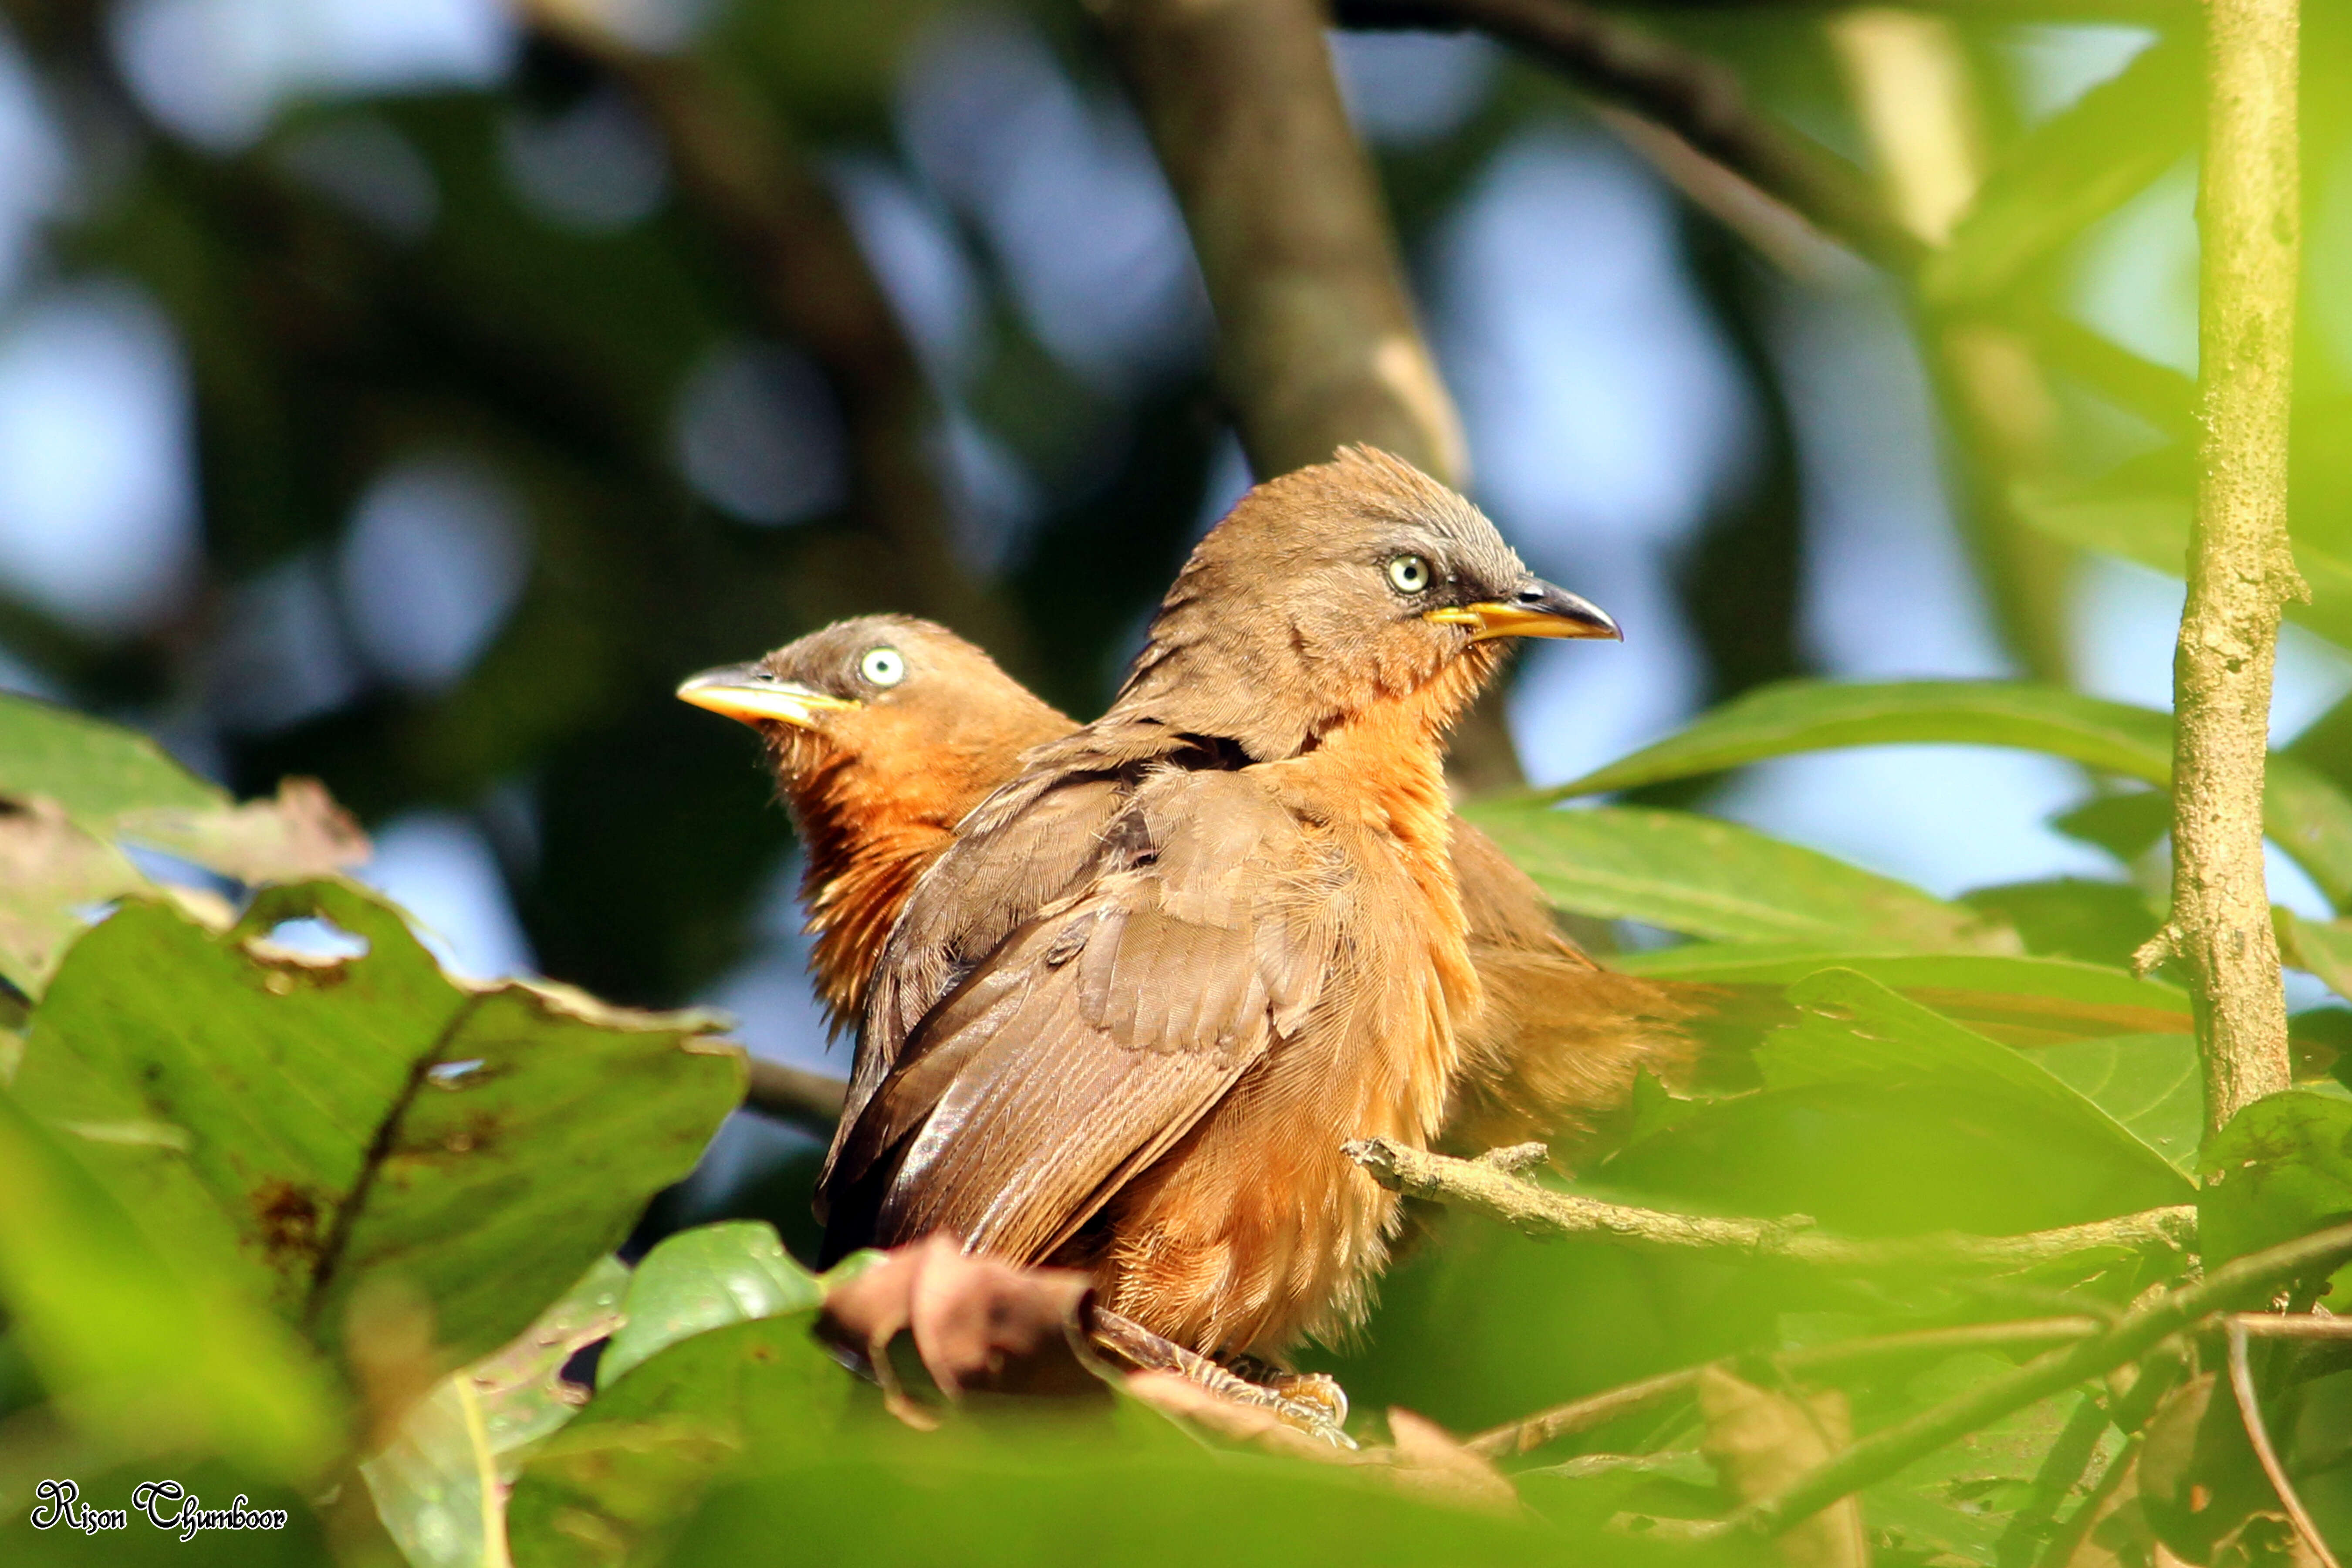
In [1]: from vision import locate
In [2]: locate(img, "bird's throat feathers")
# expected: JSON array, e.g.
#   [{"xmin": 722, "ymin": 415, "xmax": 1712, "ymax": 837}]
[{"xmin": 769, "ymin": 732, "xmax": 959, "ymax": 1031}]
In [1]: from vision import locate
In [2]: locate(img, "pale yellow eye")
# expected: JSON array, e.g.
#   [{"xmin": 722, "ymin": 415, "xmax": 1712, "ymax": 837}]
[
  {"xmin": 1387, "ymin": 554, "xmax": 1432, "ymax": 595},
  {"xmin": 859, "ymin": 647, "xmax": 906, "ymax": 687}
]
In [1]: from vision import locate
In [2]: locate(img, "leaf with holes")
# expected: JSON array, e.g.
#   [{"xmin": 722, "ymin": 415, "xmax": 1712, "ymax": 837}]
[
  {"xmin": 8, "ymin": 880, "xmax": 743, "ymax": 1384},
  {"xmin": 0, "ymin": 1081, "xmax": 342, "ymax": 1483}
]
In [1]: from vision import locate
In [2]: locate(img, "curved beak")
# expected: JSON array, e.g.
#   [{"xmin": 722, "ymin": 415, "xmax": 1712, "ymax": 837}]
[
  {"xmin": 1425, "ymin": 581, "xmax": 1621, "ymax": 642},
  {"xmin": 676, "ymin": 662, "xmax": 860, "ymax": 729}
]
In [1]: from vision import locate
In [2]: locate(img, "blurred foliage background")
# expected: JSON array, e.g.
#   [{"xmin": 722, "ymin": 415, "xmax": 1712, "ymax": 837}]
[{"xmin": 6, "ymin": 0, "xmax": 2352, "ymax": 1560}]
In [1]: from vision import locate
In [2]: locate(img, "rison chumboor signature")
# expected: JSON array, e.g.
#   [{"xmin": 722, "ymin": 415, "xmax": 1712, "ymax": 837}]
[{"xmin": 29, "ymin": 1478, "xmax": 289, "ymax": 1540}]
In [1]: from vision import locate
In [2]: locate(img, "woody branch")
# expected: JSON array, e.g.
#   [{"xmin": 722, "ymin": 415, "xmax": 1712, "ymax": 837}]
[{"xmin": 2131, "ymin": 0, "xmax": 2305, "ymax": 1133}]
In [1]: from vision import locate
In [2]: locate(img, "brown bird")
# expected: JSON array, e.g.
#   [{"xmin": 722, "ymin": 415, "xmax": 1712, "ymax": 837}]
[
  {"xmin": 679, "ymin": 617, "xmax": 1072, "ymax": 1032},
  {"xmin": 812, "ymin": 446, "xmax": 1620, "ymax": 1360},
  {"xmin": 679, "ymin": 619, "xmax": 1714, "ymax": 1167}
]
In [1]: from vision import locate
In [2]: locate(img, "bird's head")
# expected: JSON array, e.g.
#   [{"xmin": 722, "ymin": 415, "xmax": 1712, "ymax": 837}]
[
  {"xmin": 676, "ymin": 615, "xmax": 1070, "ymax": 833},
  {"xmin": 1115, "ymin": 446, "xmax": 1618, "ymax": 759}
]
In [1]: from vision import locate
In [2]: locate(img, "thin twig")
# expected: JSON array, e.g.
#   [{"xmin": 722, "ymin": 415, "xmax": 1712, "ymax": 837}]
[
  {"xmin": 2228, "ymin": 1318, "xmax": 2345, "ymax": 1568},
  {"xmin": 741, "ymin": 1060, "xmax": 847, "ymax": 1139},
  {"xmin": 1710, "ymin": 1221, "xmax": 2352, "ymax": 1542},
  {"xmin": 1992, "ymin": 1387, "xmax": 2114, "ymax": 1568},
  {"xmin": 1468, "ymin": 1317, "xmax": 2104, "ymax": 1458},
  {"xmin": 1348, "ymin": 1137, "xmax": 2198, "ymax": 1268},
  {"xmin": 2230, "ymin": 1311, "xmax": 2352, "ymax": 1338},
  {"xmin": 2032, "ymin": 1437, "xmax": 2141, "ymax": 1568}
]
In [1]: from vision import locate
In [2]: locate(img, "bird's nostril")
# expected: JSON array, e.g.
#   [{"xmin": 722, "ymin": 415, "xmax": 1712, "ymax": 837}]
[{"xmin": 1516, "ymin": 586, "xmax": 1547, "ymax": 603}]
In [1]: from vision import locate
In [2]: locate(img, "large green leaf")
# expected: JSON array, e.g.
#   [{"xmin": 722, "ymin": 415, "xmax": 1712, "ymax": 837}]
[
  {"xmin": 1756, "ymin": 969, "xmax": 2190, "ymax": 1192},
  {"xmin": 2030, "ymin": 1035, "xmax": 2203, "ymax": 1175},
  {"xmin": 363, "ymin": 1256, "xmax": 631, "ymax": 1568},
  {"xmin": 1613, "ymin": 946, "xmax": 2190, "ymax": 1029},
  {"xmin": 1921, "ymin": 34, "xmax": 2197, "ymax": 309},
  {"xmin": 2013, "ymin": 480, "xmax": 2352, "ymax": 655},
  {"xmin": 659, "ymin": 1451, "xmax": 1627, "ymax": 1568},
  {"xmin": 1594, "ymin": 970, "xmax": 2195, "ymax": 1235},
  {"xmin": 1460, "ymin": 800, "xmax": 2011, "ymax": 951},
  {"xmin": 599, "ymin": 1221, "xmax": 823, "ymax": 1389},
  {"xmin": 506, "ymin": 1311, "xmax": 855, "ymax": 1568},
  {"xmin": 2198, "ymin": 1090, "xmax": 2352, "ymax": 1266},
  {"xmin": 1553, "ymin": 682, "xmax": 2173, "ymax": 800},
  {"xmin": 0, "ymin": 1083, "xmax": 341, "ymax": 1481},
  {"xmin": 1544, "ymin": 679, "xmax": 2352, "ymax": 908},
  {"xmin": 10, "ymin": 880, "xmax": 744, "ymax": 1380}
]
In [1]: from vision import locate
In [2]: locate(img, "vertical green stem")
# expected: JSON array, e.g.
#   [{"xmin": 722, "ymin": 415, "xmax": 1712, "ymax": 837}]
[{"xmin": 2139, "ymin": 0, "xmax": 2305, "ymax": 1133}]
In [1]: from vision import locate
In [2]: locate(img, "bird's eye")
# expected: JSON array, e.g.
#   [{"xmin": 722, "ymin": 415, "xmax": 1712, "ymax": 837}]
[
  {"xmin": 1386, "ymin": 554, "xmax": 1432, "ymax": 595},
  {"xmin": 859, "ymin": 647, "xmax": 906, "ymax": 687}
]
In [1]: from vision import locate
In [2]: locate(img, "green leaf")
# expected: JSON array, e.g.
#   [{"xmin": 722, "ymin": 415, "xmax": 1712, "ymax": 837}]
[
  {"xmin": 2032, "ymin": 1035, "xmax": 2203, "ymax": 1175},
  {"xmin": 1552, "ymin": 681, "xmax": 2174, "ymax": 801},
  {"xmin": 0, "ymin": 692, "xmax": 226, "ymax": 829},
  {"xmin": 659, "ymin": 1450, "xmax": 1619, "ymax": 1568},
  {"xmin": 1613, "ymin": 947, "xmax": 2192, "ymax": 1045},
  {"xmin": 0, "ymin": 1082, "xmax": 341, "ymax": 1481},
  {"xmin": 2199, "ymin": 1091, "xmax": 2352, "ymax": 1266},
  {"xmin": 1544, "ymin": 679, "xmax": 2352, "ymax": 909},
  {"xmin": 1760, "ymin": 969, "xmax": 2191, "ymax": 1193},
  {"xmin": 10, "ymin": 881, "xmax": 743, "ymax": 1381},
  {"xmin": 1922, "ymin": 34, "xmax": 2197, "ymax": 309},
  {"xmin": 1862, "ymin": 1354, "xmax": 2106, "ymax": 1565},
  {"xmin": 2014, "ymin": 480, "xmax": 2352, "ymax": 664},
  {"xmin": 600, "ymin": 1220, "xmax": 822, "ymax": 1389},
  {"xmin": 1459, "ymin": 800, "xmax": 2011, "ymax": 951},
  {"xmin": 506, "ymin": 1311, "xmax": 854, "ymax": 1568},
  {"xmin": 1957, "ymin": 879, "xmax": 2160, "ymax": 969},
  {"xmin": 2278, "ymin": 908, "xmax": 2352, "ymax": 1002},
  {"xmin": 362, "ymin": 1256, "xmax": 630, "ymax": 1568}
]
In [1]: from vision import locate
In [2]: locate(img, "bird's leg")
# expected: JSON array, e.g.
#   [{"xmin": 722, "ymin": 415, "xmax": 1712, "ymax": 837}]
[{"xmin": 1087, "ymin": 1308, "xmax": 1355, "ymax": 1447}]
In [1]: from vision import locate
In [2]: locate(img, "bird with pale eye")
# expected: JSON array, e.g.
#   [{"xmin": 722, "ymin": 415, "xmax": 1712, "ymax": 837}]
[
  {"xmin": 676, "ymin": 615, "xmax": 1072, "ymax": 1030},
  {"xmin": 822, "ymin": 446, "xmax": 1626, "ymax": 1367}
]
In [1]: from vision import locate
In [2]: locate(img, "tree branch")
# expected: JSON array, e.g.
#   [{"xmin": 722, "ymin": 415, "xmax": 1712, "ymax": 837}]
[
  {"xmin": 1096, "ymin": 0, "xmax": 1467, "ymax": 485},
  {"xmin": 2132, "ymin": 0, "xmax": 2305, "ymax": 1131},
  {"xmin": 1347, "ymin": 1137, "xmax": 2198, "ymax": 1267},
  {"xmin": 517, "ymin": 2, "xmax": 1013, "ymax": 656},
  {"xmin": 1710, "ymin": 1221, "xmax": 2352, "ymax": 1541},
  {"xmin": 2227, "ymin": 1318, "xmax": 2345, "ymax": 1568},
  {"xmin": 1467, "ymin": 1316, "xmax": 2105, "ymax": 1458},
  {"xmin": 741, "ymin": 1060, "xmax": 846, "ymax": 1141},
  {"xmin": 1092, "ymin": 0, "xmax": 1526, "ymax": 791},
  {"xmin": 1339, "ymin": 0, "xmax": 1923, "ymax": 276}
]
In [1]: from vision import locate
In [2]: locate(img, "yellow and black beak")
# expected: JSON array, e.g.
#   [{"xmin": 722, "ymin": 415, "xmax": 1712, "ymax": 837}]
[
  {"xmin": 676, "ymin": 662, "xmax": 860, "ymax": 729},
  {"xmin": 1425, "ymin": 581, "xmax": 1621, "ymax": 642}
]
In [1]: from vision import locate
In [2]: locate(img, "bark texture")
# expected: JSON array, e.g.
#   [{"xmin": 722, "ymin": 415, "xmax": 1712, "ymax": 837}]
[
  {"xmin": 1093, "ymin": 0, "xmax": 1527, "ymax": 790},
  {"xmin": 1095, "ymin": 0, "xmax": 1467, "ymax": 484},
  {"xmin": 2137, "ymin": 0, "xmax": 2306, "ymax": 1133}
]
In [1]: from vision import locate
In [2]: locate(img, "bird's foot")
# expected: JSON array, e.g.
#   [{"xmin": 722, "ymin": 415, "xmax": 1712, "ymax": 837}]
[
  {"xmin": 1088, "ymin": 1309, "xmax": 1355, "ymax": 1447},
  {"xmin": 1219, "ymin": 1357, "xmax": 1349, "ymax": 1427}
]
